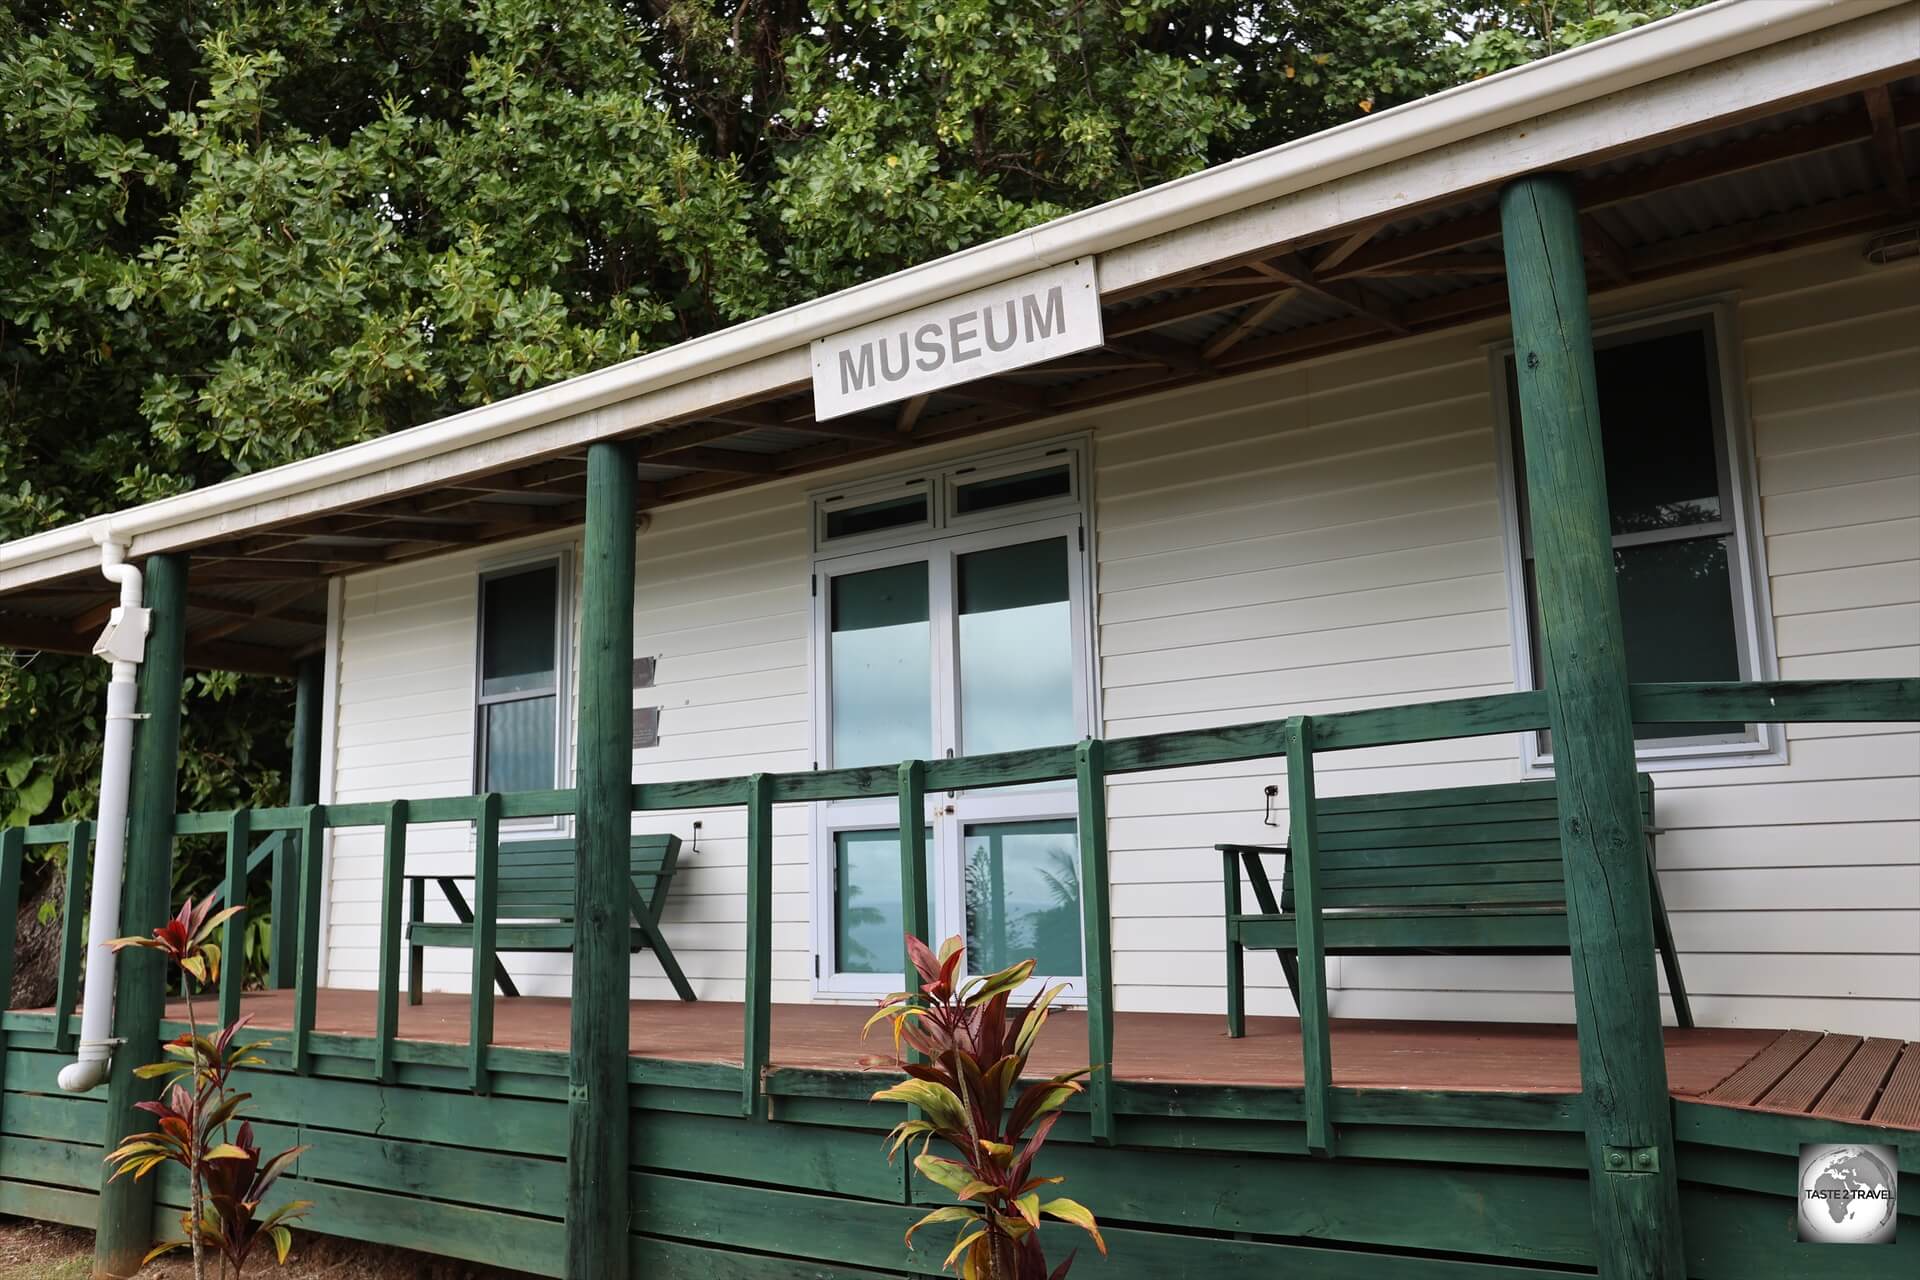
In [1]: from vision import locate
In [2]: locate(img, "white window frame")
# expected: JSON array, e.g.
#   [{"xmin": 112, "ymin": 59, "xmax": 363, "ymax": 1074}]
[
  {"xmin": 473, "ymin": 546, "xmax": 574, "ymax": 833},
  {"xmin": 806, "ymin": 436, "xmax": 1098, "ymax": 1000},
  {"xmin": 1490, "ymin": 297, "xmax": 1781, "ymax": 775}
]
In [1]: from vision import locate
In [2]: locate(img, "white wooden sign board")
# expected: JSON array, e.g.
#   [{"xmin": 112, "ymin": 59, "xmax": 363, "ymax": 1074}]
[{"xmin": 811, "ymin": 258, "xmax": 1102, "ymax": 420}]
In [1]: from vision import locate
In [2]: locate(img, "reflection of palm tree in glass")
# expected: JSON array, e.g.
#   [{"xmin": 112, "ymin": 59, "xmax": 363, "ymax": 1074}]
[
  {"xmin": 840, "ymin": 877, "xmax": 886, "ymax": 974},
  {"xmin": 966, "ymin": 836, "xmax": 1081, "ymax": 976}
]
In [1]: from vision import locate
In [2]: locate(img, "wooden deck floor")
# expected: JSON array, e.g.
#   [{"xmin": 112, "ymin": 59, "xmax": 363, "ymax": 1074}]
[{"xmin": 172, "ymin": 988, "xmax": 1920, "ymax": 1129}]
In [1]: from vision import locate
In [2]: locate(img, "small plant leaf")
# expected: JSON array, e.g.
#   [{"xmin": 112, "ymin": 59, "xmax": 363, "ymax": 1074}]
[
  {"xmin": 1040, "ymin": 1198, "xmax": 1106, "ymax": 1254},
  {"xmin": 943, "ymin": 1226, "xmax": 986, "ymax": 1270},
  {"xmin": 903, "ymin": 1204, "xmax": 975, "ymax": 1247},
  {"xmin": 913, "ymin": 1153, "xmax": 977, "ymax": 1198}
]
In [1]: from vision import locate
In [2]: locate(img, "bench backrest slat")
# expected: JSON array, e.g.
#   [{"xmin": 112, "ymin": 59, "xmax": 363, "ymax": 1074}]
[
  {"xmin": 494, "ymin": 834, "xmax": 680, "ymax": 922},
  {"xmin": 1282, "ymin": 776, "xmax": 1652, "ymax": 913}
]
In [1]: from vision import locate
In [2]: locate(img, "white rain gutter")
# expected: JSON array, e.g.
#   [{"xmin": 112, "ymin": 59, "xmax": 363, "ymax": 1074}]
[
  {"xmin": 57, "ymin": 535, "xmax": 151, "ymax": 1093},
  {"xmin": 0, "ymin": 0, "xmax": 1901, "ymax": 590}
]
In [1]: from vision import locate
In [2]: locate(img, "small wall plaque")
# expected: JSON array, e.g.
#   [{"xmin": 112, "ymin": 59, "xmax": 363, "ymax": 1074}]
[
  {"xmin": 631, "ymin": 706, "xmax": 661, "ymax": 749},
  {"xmin": 632, "ymin": 656, "xmax": 656, "ymax": 688}
]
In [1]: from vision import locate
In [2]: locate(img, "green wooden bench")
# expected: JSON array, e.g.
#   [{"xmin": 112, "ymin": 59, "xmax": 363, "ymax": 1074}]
[
  {"xmin": 1219, "ymin": 775, "xmax": 1690, "ymax": 1033},
  {"xmin": 406, "ymin": 833, "xmax": 696, "ymax": 1004}
]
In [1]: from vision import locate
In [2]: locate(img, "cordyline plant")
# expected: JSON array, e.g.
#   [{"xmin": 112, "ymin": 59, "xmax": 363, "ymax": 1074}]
[
  {"xmin": 866, "ymin": 935, "xmax": 1106, "ymax": 1280},
  {"xmin": 106, "ymin": 896, "xmax": 311, "ymax": 1279}
]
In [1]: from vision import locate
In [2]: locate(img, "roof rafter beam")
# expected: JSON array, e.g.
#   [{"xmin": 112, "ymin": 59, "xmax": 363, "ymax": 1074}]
[
  {"xmin": 0, "ymin": 617, "xmax": 297, "ymax": 677},
  {"xmin": 1256, "ymin": 254, "xmax": 1410, "ymax": 335},
  {"xmin": 195, "ymin": 582, "xmax": 326, "ymax": 644},
  {"xmin": 1311, "ymin": 218, "xmax": 1390, "ymax": 274},
  {"xmin": 1201, "ymin": 290, "xmax": 1298, "ymax": 362},
  {"xmin": 1863, "ymin": 86, "xmax": 1914, "ymax": 212},
  {"xmin": 652, "ymin": 445, "xmax": 778, "ymax": 475},
  {"xmin": 1581, "ymin": 216, "xmax": 1635, "ymax": 283},
  {"xmin": 1103, "ymin": 334, "xmax": 1213, "ymax": 376},
  {"xmin": 1105, "ymin": 281, "xmax": 1293, "ymax": 338},
  {"xmin": 1330, "ymin": 94, "xmax": 1920, "ymax": 279}
]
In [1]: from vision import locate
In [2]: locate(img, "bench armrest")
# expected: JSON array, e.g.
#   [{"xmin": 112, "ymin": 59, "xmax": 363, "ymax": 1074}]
[{"xmin": 1216, "ymin": 843, "xmax": 1289, "ymax": 855}]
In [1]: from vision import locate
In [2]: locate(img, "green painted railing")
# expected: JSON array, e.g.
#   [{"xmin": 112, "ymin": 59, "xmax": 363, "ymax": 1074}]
[
  {"xmin": 1, "ymin": 820, "xmax": 93, "ymax": 1056},
  {"xmin": 6, "ymin": 678, "xmax": 1913, "ymax": 1138}
]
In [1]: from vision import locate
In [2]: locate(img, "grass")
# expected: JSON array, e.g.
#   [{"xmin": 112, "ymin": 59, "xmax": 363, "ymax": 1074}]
[{"xmin": 0, "ymin": 1256, "xmax": 87, "ymax": 1280}]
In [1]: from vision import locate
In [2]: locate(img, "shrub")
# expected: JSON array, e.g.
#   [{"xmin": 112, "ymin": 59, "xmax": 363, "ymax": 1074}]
[{"xmin": 866, "ymin": 934, "xmax": 1106, "ymax": 1280}]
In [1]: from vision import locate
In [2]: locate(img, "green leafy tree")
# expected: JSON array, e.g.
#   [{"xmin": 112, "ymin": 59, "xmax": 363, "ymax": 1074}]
[{"xmin": 1, "ymin": 0, "xmax": 1705, "ymax": 976}]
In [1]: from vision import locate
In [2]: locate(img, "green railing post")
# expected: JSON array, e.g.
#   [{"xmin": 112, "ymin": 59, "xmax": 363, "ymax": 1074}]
[
  {"xmin": 290, "ymin": 804, "xmax": 325, "ymax": 1075},
  {"xmin": 217, "ymin": 809, "xmax": 250, "ymax": 1029},
  {"xmin": 1284, "ymin": 716, "xmax": 1334, "ymax": 1156},
  {"xmin": 469, "ymin": 792, "xmax": 501, "ymax": 1094},
  {"xmin": 897, "ymin": 760, "xmax": 930, "ymax": 962},
  {"xmin": 1073, "ymin": 739, "xmax": 1115, "ymax": 1144},
  {"xmin": 95, "ymin": 551, "xmax": 188, "ymax": 1279},
  {"xmin": 741, "ymin": 772, "xmax": 774, "ymax": 1118},
  {"xmin": 1502, "ymin": 172, "xmax": 1684, "ymax": 1279},
  {"xmin": 0, "ymin": 826, "xmax": 23, "ymax": 1103},
  {"xmin": 374, "ymin": 799, "xmax": 409, "ymax": 1084},
  {"xmin": 273, "ymin": 655, "xmax": 324, "ymax": 990},
  {"xmin": 568, "ymin": 438, "xmax": 636, "ymax": 1280},
  {"xmin": 52, "ymin": 820, "xmax": 92, "ymax": 1055}
]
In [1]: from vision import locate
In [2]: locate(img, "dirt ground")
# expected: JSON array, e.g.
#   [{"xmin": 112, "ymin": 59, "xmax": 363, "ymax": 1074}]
[{"xmin": 0, "ymin": 1219, "xmax": 538, "ymax": 1279}]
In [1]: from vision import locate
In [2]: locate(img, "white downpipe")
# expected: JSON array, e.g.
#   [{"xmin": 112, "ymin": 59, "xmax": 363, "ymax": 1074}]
[{"xmin": 57, "ymin": 537, "xmax": 150, "ymax": 1093}]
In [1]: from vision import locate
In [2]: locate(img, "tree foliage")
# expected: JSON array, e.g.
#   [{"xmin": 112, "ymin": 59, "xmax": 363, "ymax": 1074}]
[{"xmin": 1, "ymin": 0, "xmax": 1703, "ymax": 838}]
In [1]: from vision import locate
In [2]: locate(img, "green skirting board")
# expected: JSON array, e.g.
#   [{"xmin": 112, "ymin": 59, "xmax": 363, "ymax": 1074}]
[{"xmin": 1, "ymin": 1037, "xmax": 1915, "ymax": 1278}]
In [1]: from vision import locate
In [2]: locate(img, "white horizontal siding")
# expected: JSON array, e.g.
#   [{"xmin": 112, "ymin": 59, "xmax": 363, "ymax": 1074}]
[
  {"xmin": 323, "ymin": 534, "xmax": 580, "ymax": 991},
  {"xmin": 323, "ymin": 238, "xmax": 1918, "ymax": 1038}
]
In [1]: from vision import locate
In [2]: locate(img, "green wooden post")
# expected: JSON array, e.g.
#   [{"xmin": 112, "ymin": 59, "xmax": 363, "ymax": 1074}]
[
  {"xmin": 52, "ymin": 820, "xmax": 93, "ymax": 1054},
  {"xmin": 897, "ymin": 760, "xmax": 930, "ymax": 961},
  {"xmin": 1073, "ymin": 739, "xmax": 1115, "ymax": 1144},
  {"xmin": 1222, "ymin": 847, "xmax": 1244, "ymax": 1039},
  {"xmin": 569, "ymin": 438, "xmax": 636, "ymax": 1280},
  {"xmin": 94, "ymin": 552, "xmax": 188, "ymax": 1279},
  {"xmin": 0, "ymin": 826, "xmax": 23, "ymax": 1100},
  {"xmin": 217, "ymin": 809, "xmax": 250, "ymax": 1029},
  {"xmin": 1284, "ymin": 716, "xmax": 1335, "ymax": 1157},
  {"xmin": 470, "ymin": 791, "xmax": 502, "ymax": 1094},
  {"xmin": 741, "ymin": 772, "xmax": 774, "ymax": 1118},
  {"xmin": 374, "ymin": 799, "xmax": 409, "ymax": 1084},
  {"xmin": 1501, "ymin": 173, "xmax": 1685, "ymax": 1279},
  {"xmin": 290, "ymin": 803, "xmax": 325, "ymax": 1075},
  {"xmin": 273, "ymin": 655, "xmax": 323, "ymax": 989}
]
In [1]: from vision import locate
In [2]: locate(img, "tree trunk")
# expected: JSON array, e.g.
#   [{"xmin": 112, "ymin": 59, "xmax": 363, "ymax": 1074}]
[{"xmin": 7, "ymin": 861, "xmax": 63, "ymax": 1010}]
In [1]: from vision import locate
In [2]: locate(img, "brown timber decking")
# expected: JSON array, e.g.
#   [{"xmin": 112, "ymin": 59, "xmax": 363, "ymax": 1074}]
[{"xmin": 160, "ymin": 988, "xmax": 1920, "ymax": 1129}]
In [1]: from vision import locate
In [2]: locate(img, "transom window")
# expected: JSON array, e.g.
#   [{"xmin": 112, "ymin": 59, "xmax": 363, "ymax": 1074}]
[
  {"xmin": 1495, "ymin": 306, "xmax": 1777, "ymax": 769},
  {"xmin": 474, "ymin": 557, "xmax": 569, "ymax": 796},
  {"xmin": 809, "ymin": 439, "xmax": 1094, "ymax": 997}
]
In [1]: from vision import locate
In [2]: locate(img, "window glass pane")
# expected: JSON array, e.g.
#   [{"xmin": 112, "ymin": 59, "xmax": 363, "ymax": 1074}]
[
  {"xmin": 1617, "ymin": 535, "xmax": 1744, "ymax": 739},
  {"xmin": 834, "ymin": 827, "xmax": 933, "ymax": 975},
  {"xmin": 830, "ymin": 562, "xmax": 931, "ymax": 768},
  {"xmin": 483, "ymin": 696, "xmax": 556, "ymax": 792},
  {"xmin": 1527, "ymin": 536, "xmax": 1745, "ymax": 749},
  {"xmin": 954, "ymin": 464, "xmax": 1072, "ymax": 516},
  {"xmin": 957, "ymin": 538, "xmax": 1074, "ymax": 756},
  {"xmin": 481, "ymin": 565, "xmax": 559, "ymax": 697},
  {"xmin": 825, "ymin": 492, "xmax": 929, "ymax": 541},
  {"xmin": 1593, "ymin": 330, "xmax": 1723, "ymax": 535},
  {"xmin": 964, "ymin": 820, "xmax": 1082, "ymax": 977}
]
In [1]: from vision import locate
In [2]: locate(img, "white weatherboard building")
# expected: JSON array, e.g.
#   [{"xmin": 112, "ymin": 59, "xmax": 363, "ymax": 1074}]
[{"xmin": 4, "ymin": 0, "xmax": 1917, "ymax": 1041}]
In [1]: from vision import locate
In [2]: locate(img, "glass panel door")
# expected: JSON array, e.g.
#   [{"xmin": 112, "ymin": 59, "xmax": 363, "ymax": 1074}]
[{"xmin": 814, "ymin": 515, "xmax": 1090, "ymax": 995}]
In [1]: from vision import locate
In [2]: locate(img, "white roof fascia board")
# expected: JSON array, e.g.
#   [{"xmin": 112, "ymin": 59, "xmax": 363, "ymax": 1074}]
[
  {"xmin": 1098, "ymin": 1, "xmax": 1920, "ymax": 295},
  {"xmin": 0, "ymin": 0, "xmax": 1909, "ymax": 592}
]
